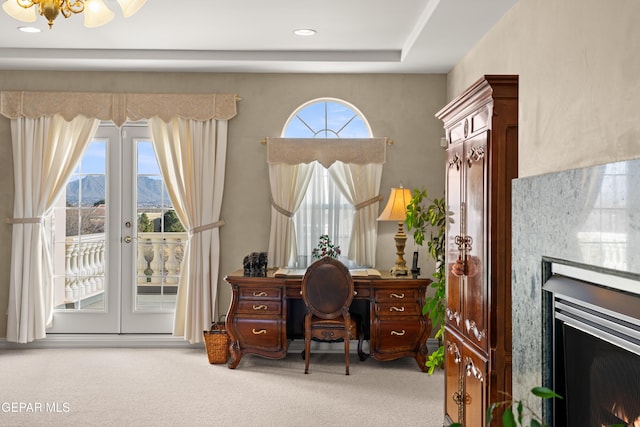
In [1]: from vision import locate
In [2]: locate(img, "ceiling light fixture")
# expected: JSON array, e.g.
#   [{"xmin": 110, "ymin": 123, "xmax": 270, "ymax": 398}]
[
  {"xmin": 294, "ymin": 28, "xmax": 316, "ymax": 36},
  {"xmin": 2, "ymin": 0, "xmax": 146, "ymax": 29}
]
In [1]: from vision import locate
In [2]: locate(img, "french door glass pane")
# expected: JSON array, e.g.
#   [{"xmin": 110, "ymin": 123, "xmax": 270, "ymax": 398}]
[
  {"xmin": 53, "ymin": 140, "xmax": 107, "ymax": 311},
  {"xmin": 135, "ymin": 140, "xmax": 182, "ymax": 311}
]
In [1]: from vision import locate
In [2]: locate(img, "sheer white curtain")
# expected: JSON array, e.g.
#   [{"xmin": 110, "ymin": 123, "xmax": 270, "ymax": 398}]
[
  {"xmin": 7, "ymin": 114, "xmax": 99, "ymax": 343},
  {"xmin": 329, "ymin": 162, "xmax": 383, "ymax": 267},
  {"xmin": 149, "ymin": 116, "xmax": 228, "ymax": 344},
  {"xmin": 267, "ymin": 163, "xmax": 314, "ymax": 267}
]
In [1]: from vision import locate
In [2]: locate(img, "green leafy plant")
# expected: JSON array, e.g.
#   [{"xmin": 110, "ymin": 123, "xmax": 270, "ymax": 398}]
[
  {"xmin": 311, "ymin": 234, "xmax": 341, "ymax": 260},
  {"xmin": 405, "ymin": 188, "xmax": 447, "ymax": 374},
  {"xmin": 451, "ymin": 387, "xmax": 563, "ymax": 427}
]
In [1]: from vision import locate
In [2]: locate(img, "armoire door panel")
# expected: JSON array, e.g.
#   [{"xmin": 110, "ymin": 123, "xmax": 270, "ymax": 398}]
[
  {"xmin": 444, "ymin": 327, "xmax": 464, "ymax": 425},
  {"xmin": 463, "ymin": 135, "xmax": 488, "ymax": 350},
  {"xmin": 445, "ymin": 144, "xmax": 464, "ymax": 329}
]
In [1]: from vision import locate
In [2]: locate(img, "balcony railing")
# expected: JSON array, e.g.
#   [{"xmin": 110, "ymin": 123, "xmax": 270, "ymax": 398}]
[{"xmin": 61, "ymin": 232, "xmax": 186, "ymax": 306}]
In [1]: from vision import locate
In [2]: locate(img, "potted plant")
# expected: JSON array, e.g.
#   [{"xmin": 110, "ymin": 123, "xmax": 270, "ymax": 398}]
[
  {"xmin": 312, "ymin": 234, "xmax": 341, "ymax": 260},
  {"xmin": 405, "ymin": 188, "xmax": 447, "ymax": 374}
]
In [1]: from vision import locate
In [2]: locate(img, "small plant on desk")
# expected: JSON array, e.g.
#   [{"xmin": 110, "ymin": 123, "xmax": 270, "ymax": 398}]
[{"xmin": 312, "ymin": 234, "xmax": 341, "ymax": 260}]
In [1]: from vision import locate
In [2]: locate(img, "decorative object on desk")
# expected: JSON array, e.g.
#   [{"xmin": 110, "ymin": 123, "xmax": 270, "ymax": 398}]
[
  {"xmin": 405, "ymin": 188, "xmax": 447, "ymax": 374},
  {"xmin": 203, "ymin": 317, "xmax": 230, "ymax": 364},
  {"xmin": 311, "ymin": 234, "xmax": 341, "ymax": 260},
  {"xmin": 377, "ymin": 186, "xmax": 412, "ymax": 276},
  {"xmin": 242, "ymin": 251, "xmax": 268, "ymax": 277},
  {"xmin": 411, "ymin": 250, "xmax": 420, "ymax": 278}
]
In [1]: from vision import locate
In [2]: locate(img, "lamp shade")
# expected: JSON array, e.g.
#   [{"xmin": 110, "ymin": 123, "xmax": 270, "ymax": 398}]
[{"xmin": 378, "ymin": 187, "xmax": 412, "ymax": 222}]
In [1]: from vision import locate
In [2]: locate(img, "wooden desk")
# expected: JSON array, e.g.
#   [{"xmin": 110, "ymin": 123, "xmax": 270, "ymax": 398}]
[{"xmin": 225, "ymin": 270, "xmax": 432, "ymax": 372}]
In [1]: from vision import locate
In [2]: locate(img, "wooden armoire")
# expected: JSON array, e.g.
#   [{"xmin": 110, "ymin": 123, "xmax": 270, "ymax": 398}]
[{"xmin": 435, "ymin": 75, "xmax": 518, "ymax": 426}]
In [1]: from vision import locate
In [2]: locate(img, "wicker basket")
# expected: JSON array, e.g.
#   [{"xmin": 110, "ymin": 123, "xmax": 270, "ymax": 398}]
[{"xmin": 203, "ymin": 319, "xmax": 230, "ymax": 364}]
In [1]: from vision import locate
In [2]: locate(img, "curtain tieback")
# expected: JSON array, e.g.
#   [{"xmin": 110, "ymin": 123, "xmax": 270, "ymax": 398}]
[
  {"xmin": 270, "ymin": 196, "xmax": 293, "ymax": 218},
  {"xmin": 6, "ymin": 217, "xmax": 43, "ymax": 224},
  {"xmin": 354, "ymin": 195, "xmax": 383, "ymax": 210},
  {"xmin": 190, "ymin": 220, "xmax": 225, "ymax": 235}
]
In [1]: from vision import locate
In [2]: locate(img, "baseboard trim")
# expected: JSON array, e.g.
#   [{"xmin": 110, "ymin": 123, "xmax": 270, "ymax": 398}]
[
  {"xmin": 0, "ymin": 335, "xmax": 439, "ymax": 353},
  {"xmin": 0, "ymin": 334, "xmax": 203, "ymax": 349}
]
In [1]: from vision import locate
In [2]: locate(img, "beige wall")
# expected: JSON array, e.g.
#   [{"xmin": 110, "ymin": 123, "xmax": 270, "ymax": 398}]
[
  {"xmin": 0, "ymin": 71, "xmax": 446, "ymax": 338},
  {"xmin": 448, "ymin": 0, "xmax": 640, "ymax": 177}
]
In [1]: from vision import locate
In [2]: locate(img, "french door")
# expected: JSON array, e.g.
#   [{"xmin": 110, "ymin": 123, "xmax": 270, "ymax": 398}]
[{"xmin": 48, "ymin": 123, "xmax": 180, "ymax": 334}]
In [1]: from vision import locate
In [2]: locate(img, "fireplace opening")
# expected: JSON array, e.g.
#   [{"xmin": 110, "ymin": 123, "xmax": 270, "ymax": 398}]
[
  {"xmin": 543, "ymin": 263, "xmax": 640, "ymax": 427},
  {"xmin": 563, "ymin": 324, "xmax": 640, "ymax": 426}
]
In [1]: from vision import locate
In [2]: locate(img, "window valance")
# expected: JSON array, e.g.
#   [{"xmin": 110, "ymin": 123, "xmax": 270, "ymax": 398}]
[
  {"xmin": 0, "ymin": 91, "xmax": 238, "ymax": 127},
  {"xmin": 266, "ymin": 137, "xmax": 387, "ymax": 168}
]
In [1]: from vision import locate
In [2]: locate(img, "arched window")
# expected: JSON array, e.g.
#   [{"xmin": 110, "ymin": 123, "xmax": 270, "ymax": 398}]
[{"xmin": 282, "ymin": 98, "xmax": 372, "ymax": 267}]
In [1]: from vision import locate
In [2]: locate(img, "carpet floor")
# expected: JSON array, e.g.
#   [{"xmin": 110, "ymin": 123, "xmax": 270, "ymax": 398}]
[{"xmin": 0, "ymin": 347, "xmax": 445, "ymax": 426}]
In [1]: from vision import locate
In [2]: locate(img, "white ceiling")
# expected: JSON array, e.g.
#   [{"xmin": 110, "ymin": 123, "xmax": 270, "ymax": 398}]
[{"xmin": 0, "ymin": 0, "xmax": 517, "ymax": 74}]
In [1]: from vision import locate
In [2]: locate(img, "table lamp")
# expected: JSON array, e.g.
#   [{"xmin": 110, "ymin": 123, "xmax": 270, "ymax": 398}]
[{"xmin": 378, "ymin": 186, "xmax": 412, "ymax": 276}]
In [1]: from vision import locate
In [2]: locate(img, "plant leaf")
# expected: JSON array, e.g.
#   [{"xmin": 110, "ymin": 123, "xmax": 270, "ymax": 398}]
[
  {"xmin": 531, "ymin": 387, "xmax": 562, "ymax": 399},
  {"xmin": 530, "ymin": 419, "xmax": 543, "ymax": 427},
  {"xmin": 502, "ymin": 408, "xmax": 517, "ymax": 427}
]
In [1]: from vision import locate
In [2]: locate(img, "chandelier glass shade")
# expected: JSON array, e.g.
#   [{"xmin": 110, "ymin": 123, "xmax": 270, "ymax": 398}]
[{"xmin": 2, "ymin": 0, "xmax": 146, "ymax": 28}]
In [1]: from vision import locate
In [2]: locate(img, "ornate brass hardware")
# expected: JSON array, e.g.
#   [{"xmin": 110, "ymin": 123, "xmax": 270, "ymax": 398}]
[
  {"xmin": 467, "ymin": 145, "xmax": 486, "ymax": 166},
  {"xmin": 446, "ymin": 340, "xmax": 461, "ymax": 364},
  {"xmin": 390, "ymin": 306, "xmax": 405, "ymax": 312},
  {"xmin": 252, "ymin": 291, "xmax": 268, "ymax": 297},
  {"xmin": 390, "ymin": 330, "xmax": 406, "ymax": 336},
  {"xmin": 445, "ymin": 308, "xmax": 461, "ymax": 326},
  {"xmin": 252, "ymin": 304, "xmax": 268, "ymax": 310},
  {"xmin": 464, "ymin": 319, "xmax": 486, "ymax": 342},
  {"xmin": 251, "ymin": 329, "xmax": 267, "ymax": 335},
  {"xmin": 452, "ymin": 391, "xmax": 471, "ymax": 405},
  {"xmin": 448, "ymin": 153, "xmax": 462, "ymax": 170},
  {"xmin": 390, "ymin": 292, "xmax": 405, "ymax": 299},
  {"xmin": 465, "ymin": 357, "xmax": 484, "ymax": 382}
]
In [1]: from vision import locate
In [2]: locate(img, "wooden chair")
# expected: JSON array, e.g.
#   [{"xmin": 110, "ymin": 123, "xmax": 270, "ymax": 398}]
[{"xmin": 301, "ymin": 256, "xmax": 364, "ymax": 375}]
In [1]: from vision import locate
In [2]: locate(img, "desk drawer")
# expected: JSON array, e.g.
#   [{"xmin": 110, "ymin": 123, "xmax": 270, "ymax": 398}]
[
  {"xmin": 375, "ymin": 302, "xmax": 421, "ymax": 318},
  {"xmin": 239, "ymin": 287, "xmax": 282, "ymax": 300},
  {"xmin": 374, "ymin": 289, "xmax": 419, "ymax": 302},
  {"xmin": 372, "ymin": 320, "xmax": 424, "ymax": 354},
  {"xmin": 237, "ymin": 300, "xmax": 281, "ymax": 315},
  {"xmin": 234, "ymin": 318, "xmax": 284, "ymax": 352}
]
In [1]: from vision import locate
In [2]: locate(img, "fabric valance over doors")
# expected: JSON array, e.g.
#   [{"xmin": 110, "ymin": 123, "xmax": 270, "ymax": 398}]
[
  {"xmin": 0, "ymin": 91, "xmax": 238, "ymax": 126},
  {"xmin": 266, "ymin": 137, "xmax": 386, "ymax": 268}
]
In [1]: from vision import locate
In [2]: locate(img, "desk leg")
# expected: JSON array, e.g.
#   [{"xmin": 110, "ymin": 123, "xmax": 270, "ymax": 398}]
[{"xmin": 415, "ymin": 316, "xmax": 432, "ymax": 373}]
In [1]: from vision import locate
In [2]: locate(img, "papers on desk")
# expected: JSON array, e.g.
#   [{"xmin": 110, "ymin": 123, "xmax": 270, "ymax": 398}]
[{"xmin": 274, "ymin": 267, "xmax": 381, "ymax": 278}]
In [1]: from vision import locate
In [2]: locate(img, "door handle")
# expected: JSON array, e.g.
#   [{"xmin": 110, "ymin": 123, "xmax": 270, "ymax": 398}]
[{"xmin": 123, "ymin": 236, "xmax": 132, "ymax": 244}]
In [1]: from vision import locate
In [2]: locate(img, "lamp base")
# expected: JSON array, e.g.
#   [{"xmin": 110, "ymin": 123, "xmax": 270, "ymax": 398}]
[{"xmin": 390, "ymin": 264, "xmax": 409, "ymax": 276}]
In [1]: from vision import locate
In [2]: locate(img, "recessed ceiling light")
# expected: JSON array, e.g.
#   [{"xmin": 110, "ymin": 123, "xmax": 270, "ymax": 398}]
[
  {"xmin": 18, "ymin": 26, "xmax": 41, "ymax": 33},
  {"xmin": 294, "ymin": 29, "xmax": 316, "ymax": 37}
]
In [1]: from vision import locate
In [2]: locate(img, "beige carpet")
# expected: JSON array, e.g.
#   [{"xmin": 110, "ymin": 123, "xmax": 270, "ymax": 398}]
[{"xmin": 0, "ymin": 347, "xmax": 444, "ymax": 426}]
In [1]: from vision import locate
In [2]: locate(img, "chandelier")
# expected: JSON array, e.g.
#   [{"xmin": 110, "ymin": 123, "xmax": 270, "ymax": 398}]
[{"xmin": 2, "ymin": 0, "xmax": 146, "ymax": 29}]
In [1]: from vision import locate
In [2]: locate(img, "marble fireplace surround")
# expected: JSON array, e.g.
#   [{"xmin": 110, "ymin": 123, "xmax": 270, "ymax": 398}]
[{"xmin": 511, "ymin": 157, "xmax": 640, "ymax": 418}]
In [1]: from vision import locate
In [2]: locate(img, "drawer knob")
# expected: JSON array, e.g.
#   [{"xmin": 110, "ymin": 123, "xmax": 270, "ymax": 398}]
[
  {"xmin": 390, "ymin": 329, "xmax": 406, "ymax": 336},
  {"xmin": 390, "ymin": 292, "xmax": 405, "ymax": 299},
  {"xmin": 253, "ymin": 291, "xmax": 268, "ymax": 297},
  {"xmin": 251, "ymin": 329, "xmax": 267, "ymax": 335},
  {"xmin": 390, "ymin": 306, "xmax": 405, "ymax": 312},
  {"xmin": 252, "ymin": 304, "xmax": 268, "ymax": 311}
]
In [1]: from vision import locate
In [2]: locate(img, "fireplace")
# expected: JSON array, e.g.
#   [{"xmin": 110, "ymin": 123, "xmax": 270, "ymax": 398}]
[{"xmin": 543, "ymin": 262, "xmax": 640, "ymax": 426}]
